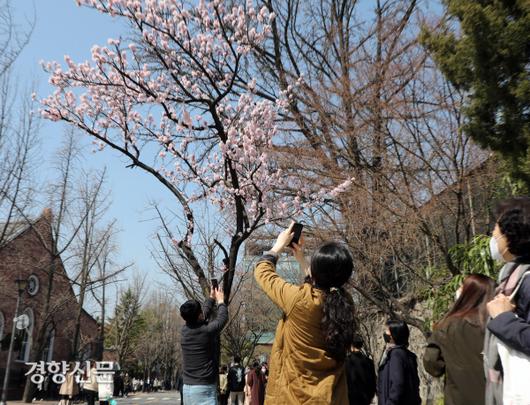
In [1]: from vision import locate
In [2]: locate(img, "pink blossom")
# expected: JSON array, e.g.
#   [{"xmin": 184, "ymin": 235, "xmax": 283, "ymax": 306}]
[{"xmin": 39, "ymin": 0, "xmax": 349, "ymax": 249}]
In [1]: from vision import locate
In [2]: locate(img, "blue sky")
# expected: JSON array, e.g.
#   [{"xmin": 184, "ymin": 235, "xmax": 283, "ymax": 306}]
[
  {"xmin": 11, "ymin": 0, "xmax": 176, "ymax": 312},
  {"xmin": 9, "ymin": 0, "xmax": 446, "ymax": 315}
]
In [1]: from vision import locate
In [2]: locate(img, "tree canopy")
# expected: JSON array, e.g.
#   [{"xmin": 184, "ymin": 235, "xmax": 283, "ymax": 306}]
[{"xmin": 423, "ymin": 0, "xmax": 530, "ymax": 185}]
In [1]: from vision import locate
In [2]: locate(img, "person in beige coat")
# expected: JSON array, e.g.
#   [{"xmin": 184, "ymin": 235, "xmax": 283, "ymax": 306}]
[
  {"xmin": 59, "ymin": 362, "xmax": 79, "ymax": 405},
  {"xmin": 255, "ymin": 223, "xmax": 355, "ymax": 404},
  {"xmin": 83, "ymin": 361, "xmax": 99, "ymax": 405}
]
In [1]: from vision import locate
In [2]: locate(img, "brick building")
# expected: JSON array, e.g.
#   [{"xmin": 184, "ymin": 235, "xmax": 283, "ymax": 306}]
[{"xmin": 0, "ymin": 209, "xmax": 100, "ymax": 400}]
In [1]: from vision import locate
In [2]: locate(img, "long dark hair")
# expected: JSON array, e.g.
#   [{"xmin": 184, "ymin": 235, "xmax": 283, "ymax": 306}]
[
  {"xmin": 386, "ymin": 319, "xmax": 410, "ymax": 346},
  {"xmin": 310, "ymin": 241, "xmax": 355, "ymax": 361},
  {"xmin": 438, "ymin": 274, "xmax": 496, "ymax": 330},
  {"xmin": 252, "ymin": 361, "xmax": 260, "ymax": 378}
]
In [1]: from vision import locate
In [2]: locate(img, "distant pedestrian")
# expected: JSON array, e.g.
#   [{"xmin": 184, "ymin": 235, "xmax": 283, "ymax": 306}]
[
  {"xmin": 83, "ymin": 361, "xmax": 98, "ymax": 405},
  {"xmin": 114, "ymin": 371, "xmax": 124, "ymax": 397},
  {"xmin": 244, "ymin": 367, "xmax": 251, "ymax": 405},
  {"xmin": 228, "ymin": 357, "xmax": 246, "ymax": 405},
  {"xmin": 219, "ymin": 366, "xmax": 229, "ymax": 405},
  {"xmin": 377, "ymin": 320, "xmax": 421, "ymax": 405},
  {"xmin": 180, "ymin": 286, "xmax": 228, "ymax": 405},
  {"xmin": 247, "ymin": 361, "xmax": 265, "ymax": 405},
  {"xmin": 123, "ymin": 373, "xmax": 131, "ymax": 397},
  {"xmin": 345, "ymin": 335, "xmax": 376, "ymax": 405},
  {"xmin": 59, "ymin": 362, "xmax": 79, "ymax": 405},
  {"xmin": 260, "ymin": 363, "xmax": 268, "ymax": 383}
]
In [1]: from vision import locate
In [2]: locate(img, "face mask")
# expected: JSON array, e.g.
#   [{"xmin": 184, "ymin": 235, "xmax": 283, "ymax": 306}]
[
  {"xmin": 490, "ymin": 237, "xmax": 506, "ymax": 263},
  {"xmin": 383, "ymin": 333, "xmax": 392, "ymax": 343},
  {"xmin": 261, "ymin": 367, "xmax": 266, "ymax": 374}
]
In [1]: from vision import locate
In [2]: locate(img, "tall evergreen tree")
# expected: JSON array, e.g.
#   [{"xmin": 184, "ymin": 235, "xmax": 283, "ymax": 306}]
[
  {"xmin": 422, "ymin": 0, "xmax": 530, "ymax": 185},
  {"xmin": 106, "ymin": 288, "xmax": 144, "ymax": 367}
]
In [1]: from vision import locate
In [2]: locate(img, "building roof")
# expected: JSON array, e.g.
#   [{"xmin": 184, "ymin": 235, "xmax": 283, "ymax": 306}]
[
  {"xmin": 0, "ymin": 220, "xmax": 32, "ymax": 246},
  {"xmin": 256, "ymin": 332, "xmax": 275, "ymax": 345}
]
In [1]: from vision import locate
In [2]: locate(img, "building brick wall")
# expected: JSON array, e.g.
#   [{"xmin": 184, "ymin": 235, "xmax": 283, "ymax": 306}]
[{"xmin": 0, "ymin": 211, "xmax": 99, "ymax": 400}]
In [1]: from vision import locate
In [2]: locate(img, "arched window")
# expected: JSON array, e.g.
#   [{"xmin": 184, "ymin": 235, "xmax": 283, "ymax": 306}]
[
  {"xmin": 16, "ymin": 308, "xmax": 34, "ymax": 362},
  {"xmin": 27, "ymin": 275, "xmax": 40, "ymax": 296},
  {"xmin": 41, "ymin": 326, "xmax": 55, "ymax": 362}
]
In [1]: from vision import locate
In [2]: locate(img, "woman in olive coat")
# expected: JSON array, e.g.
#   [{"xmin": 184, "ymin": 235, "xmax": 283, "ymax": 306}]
[
  {"xmin": 424, "ymin": 274, "xmax": 495, "ymax": 405},
  {"xmin": 254, "ymin": 224, "xmax": 355, "ymax": 404}
]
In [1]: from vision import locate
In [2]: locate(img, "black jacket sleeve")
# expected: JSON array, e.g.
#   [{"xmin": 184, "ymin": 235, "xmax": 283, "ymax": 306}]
[
  {"xmin": 366, "ymin": 357, "xmax": 377, "ymax": 401},
  {"xmin": 203, "ymin": 298, "xmax": 215, "ymax": 321},
  {"xmin": 205, "ymin": 303, "xmax": 228, "ymax": 334}
]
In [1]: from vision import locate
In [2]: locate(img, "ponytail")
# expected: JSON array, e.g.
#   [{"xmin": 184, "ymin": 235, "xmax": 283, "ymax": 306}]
[
  {"xmin": 310, "ymin": 241, "xmax": 356, "ymax": 361},
  {"xmin": 321, "ymin": 287, "xmax": 355, "ymax": 361}
]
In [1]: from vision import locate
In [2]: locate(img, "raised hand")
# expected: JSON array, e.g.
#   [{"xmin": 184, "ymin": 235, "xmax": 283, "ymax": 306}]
[
  {"xmin": 271, "ymin": 222, "xmax": 295, "ymax": 254},
  {"xmin": 215, "ymin": 288, "xmax": 225, "ymax": 305}
]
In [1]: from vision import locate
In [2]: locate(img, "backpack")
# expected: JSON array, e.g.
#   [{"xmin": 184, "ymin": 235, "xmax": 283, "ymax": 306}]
[{"xmin": 229, "ymin": 365, "xmax": 245, "ymax": 392}]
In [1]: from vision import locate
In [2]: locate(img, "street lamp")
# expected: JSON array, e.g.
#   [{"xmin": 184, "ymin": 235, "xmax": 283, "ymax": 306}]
[{"xmin": 0, "ymin": 278, "xmax": 28, "ymax": 405}]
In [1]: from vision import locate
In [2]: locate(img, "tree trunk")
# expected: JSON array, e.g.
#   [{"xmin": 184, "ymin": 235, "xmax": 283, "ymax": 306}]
[{"xmin": 22, "ymin": 258, "xmax": 57, "ymax": 402}]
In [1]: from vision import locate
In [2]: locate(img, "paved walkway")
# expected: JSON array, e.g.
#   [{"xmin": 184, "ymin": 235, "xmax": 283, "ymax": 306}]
[{"xmin": 9, "ymin": 391, "xmax": 181, "ymax": 405}]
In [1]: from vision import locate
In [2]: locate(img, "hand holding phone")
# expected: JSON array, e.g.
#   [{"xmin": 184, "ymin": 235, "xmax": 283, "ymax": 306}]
[
  {"xmin": 211, "ymin": 278, "xmax": 219, "ymax": 290},
  {"xmin": 289, "ymin": 223, "xmax": 303, "ymax": 247}
]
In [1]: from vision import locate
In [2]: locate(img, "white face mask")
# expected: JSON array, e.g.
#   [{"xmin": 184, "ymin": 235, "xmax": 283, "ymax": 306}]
[{"xmin": 490, "ymin": 237, "xmax": 505, "ymax": 263}]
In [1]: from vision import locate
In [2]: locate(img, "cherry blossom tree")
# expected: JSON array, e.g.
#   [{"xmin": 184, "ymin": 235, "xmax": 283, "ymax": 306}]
[{"xmin": 40, "ymin": 0, "xmax": 350, "ymax": 302}]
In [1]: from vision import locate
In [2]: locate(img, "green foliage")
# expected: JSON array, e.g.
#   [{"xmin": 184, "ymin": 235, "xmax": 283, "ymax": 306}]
[
  {"xmin": 125, "ymin": 296, "xmax": 181, "ymax": 378},
  {"xmin": 422, "ymin": 0, "xmax": 530, "ymax": 185},
  {"xmin": 499, "ymin": 170, "xmax": 529, "ymax": 196},
  {"xmin": 425, "ymin": 235, "xmax": 501, "ymax": 326},
  {"xmin": 106, "ymin": 288, "xmax": 145, "ymax": 367},
  {"xmin": 450, "ymin": 235, "xmax": 497, "ymax": 278}
]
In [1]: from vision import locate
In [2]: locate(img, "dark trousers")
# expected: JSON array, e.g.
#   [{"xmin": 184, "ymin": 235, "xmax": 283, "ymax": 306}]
[{"xmin": 84, "ymin": 390, "xmax": 97, "ymax": 405}]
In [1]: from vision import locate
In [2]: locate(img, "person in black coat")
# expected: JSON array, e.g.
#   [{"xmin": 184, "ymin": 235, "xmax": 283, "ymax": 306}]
[
  {"xmin": 487, "ymin": 197, "xmax": 530, "ymax": 354},
  {"xmin": 345, "ymin": 334, "xmax": 376, "ymax": 405},
  {"xmin": 483, "ymin": 197, "xmax": 530, "ymax": 403},
  {"xmin": 377, "ymin": 320, "xmax": 421, "ymax": 405}
]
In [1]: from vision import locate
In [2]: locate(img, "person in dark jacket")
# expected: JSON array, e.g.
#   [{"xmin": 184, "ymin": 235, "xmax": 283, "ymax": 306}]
[
  {"xmin": 424, "ymin": 274, "xmax": 495, "ymax": 405},
  {"xmin": 483, "ymin": 197, "xmax": 530, "ymax": 404},
  {"xmin": 228, "ymin": 357, "xmax": 246, "ymax": 405},
  {"xmin": 377, "ymin": 320, "xmax": 421, "ymax": 405},
  {"xmin": 345, "ymin": 334, "xmax": 376, "ymax": 405},
  {"xmin": 180, "ymin": 286, "xmax": 228, "ymax": 405},
  {"xmin": 486, "ymin": 197, "xmax": 530, "ymax": 352}
]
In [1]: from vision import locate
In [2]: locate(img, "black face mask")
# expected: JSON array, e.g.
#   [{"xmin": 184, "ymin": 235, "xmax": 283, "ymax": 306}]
[{"xmin": 383, "ymin": 333, "xmax": 392, "ymax": 343}]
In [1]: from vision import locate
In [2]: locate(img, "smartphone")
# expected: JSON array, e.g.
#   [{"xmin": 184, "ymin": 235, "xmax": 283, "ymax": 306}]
[
  {"xmin": 289, "ymin": 223, "xmax": 304, "ymax": 247},
  {"xmin": 211, "ymin": 278, "xmax": 219, "ymax": 290}
]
